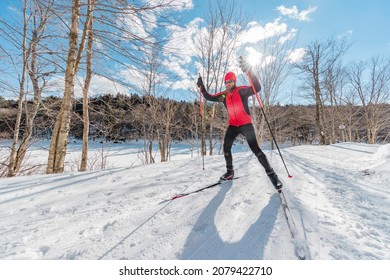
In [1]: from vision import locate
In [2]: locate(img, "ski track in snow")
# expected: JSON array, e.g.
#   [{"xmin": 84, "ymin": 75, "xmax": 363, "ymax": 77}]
[
  {"xmin": 283, "ymin": 144, "xmax": 390, "ymax": 260},
  {"xmin": 0, "ymin": 142, "xmax": 389, "ymax": 260}
]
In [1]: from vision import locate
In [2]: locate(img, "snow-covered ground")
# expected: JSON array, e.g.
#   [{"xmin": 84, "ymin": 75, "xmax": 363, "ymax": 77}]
[{"xmin": 0, "ymin": 140, "xmax": 389, "ymax": 278}]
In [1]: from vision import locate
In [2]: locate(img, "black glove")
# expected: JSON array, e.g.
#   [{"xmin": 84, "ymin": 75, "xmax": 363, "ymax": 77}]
[
  {"xmin": 239, "ymin": 57, "xmax": 252, "ymax": 73},
  {"xmin": 197, "ymin": 76, "xmax": 204, "ymax": 88}
]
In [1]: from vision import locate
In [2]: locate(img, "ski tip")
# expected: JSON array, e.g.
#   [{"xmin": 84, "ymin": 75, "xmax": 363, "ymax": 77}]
[
  {"xmin": 288, "ymin": 175, "xmax": 293, "ymax": 178},
  {"xmin": 297, "ymin": 248, "xmax": 307, "ymax": 260}
]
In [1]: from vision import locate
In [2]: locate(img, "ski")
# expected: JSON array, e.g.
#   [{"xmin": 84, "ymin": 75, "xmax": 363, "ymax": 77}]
[
  {"xmin": 160, "ymin": 177, "xmax": 239, "ymax": 203},
  {"xmin": 278, "ymin": 190, "xmax": 307, "ymax": 260}
]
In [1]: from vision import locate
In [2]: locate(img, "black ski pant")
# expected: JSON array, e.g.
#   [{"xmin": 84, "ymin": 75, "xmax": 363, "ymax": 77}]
[{"xmin": 223, "ymin": 123, "xmax": 273, "ymax": 173}]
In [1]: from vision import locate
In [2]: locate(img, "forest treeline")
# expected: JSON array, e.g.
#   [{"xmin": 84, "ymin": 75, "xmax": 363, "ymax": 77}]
[{"xmin": 1, "ymin": 93, "xmax": 389, "ymax": 146}]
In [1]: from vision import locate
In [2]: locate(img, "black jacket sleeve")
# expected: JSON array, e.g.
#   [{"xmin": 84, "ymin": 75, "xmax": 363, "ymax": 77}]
[
  {"xmin": 241, "ymin": 71, "xmax": 261, "ymax": 98},
  {"xmin": 200, "ymin": 86, "xmax": 226, "ymax": 102}
]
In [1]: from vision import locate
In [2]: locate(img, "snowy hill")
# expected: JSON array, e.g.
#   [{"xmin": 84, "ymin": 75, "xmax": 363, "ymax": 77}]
[{"xmin": 0, "ymin": 142, "xmax": 389, "ymax": 261}]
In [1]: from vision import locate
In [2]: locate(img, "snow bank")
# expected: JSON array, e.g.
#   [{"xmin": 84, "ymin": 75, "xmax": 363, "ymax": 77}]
[
  {"xmin": 369, "ymin": 143, "xmax": 390, "ymax": 187},
  {"xmin": 373, "ymin": 143, "xmax": 390, "ymax": 163}
]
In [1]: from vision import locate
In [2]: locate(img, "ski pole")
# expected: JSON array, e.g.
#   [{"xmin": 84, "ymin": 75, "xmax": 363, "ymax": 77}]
[
  {"xmin": 198, "ymin": 73, "xmax": 205, "ymax": 170},
  {"xmin": 243, "ymin": 62, "xmax": 293, "ymax": 178}
]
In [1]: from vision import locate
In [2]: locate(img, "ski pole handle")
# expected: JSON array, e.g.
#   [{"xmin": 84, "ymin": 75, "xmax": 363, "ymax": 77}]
[{"xmin": 239, "ymin": 56, "xmax": 264, "ymax": 108}]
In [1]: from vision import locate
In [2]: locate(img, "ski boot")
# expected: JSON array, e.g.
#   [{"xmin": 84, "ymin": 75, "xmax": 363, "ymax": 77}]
[
  {"xmin": 220, "ymin": 169, "xmax": 234, "ymax": 181},
  {"xmin": 267, "ymin": 170, "xmax": 283, "ymax": 192}
]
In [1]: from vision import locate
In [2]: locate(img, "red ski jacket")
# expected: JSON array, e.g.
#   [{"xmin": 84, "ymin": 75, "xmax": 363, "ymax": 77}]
[{"xmin": 200, "ymin": 72, "xmax": 261, "ymax": 127}]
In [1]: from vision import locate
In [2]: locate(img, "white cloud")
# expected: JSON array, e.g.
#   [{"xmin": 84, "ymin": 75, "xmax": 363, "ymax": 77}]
[
  {"xmin": 118, "ymin": 13, "xmax": 150, "ymax": 41},
  {"xmin": 245, "ymin": 47, "xmax": 263, "ymax": 64},
  {"xmin": 44, "ymin": 75, "xmax": 132, "ymax": 98},
  {"xmin": 338, "ymin": 29, "xmax": 353, "ymax": 39},
  {"xmin": 278, "ymin": 28, "xmax": 297, "ymax": 44},
  {"xmin": 163, "ymin": 58, "xmax": 190, "ymax": 80},
  {"xmin": 277, "ymin": 5, "xmax": 317, "ymax": 22},
  {"xmin": 144, "ymin": 0, "xmax": 194, "ymax": 11},
  {"xmin": 85, "ymin": 75, "xmax": 131, "ymax": 96},
  {"xmin": 118, "ymin": 0, "xmax": 195, "ymax": 40},
  {"xmin": 244, "ymin": 47, "xmax": 276, "ymax": 69},
  {"xmin": 240, "ymin": 19, "xmax": 288, "ymax": 45},
  {"xmin": 287, "ymin": 48, "xmax": 306, "ymax": 63},
  {"xmin": 171, "ymin": 78, "xmax": 193, "ymax": 91},
  {"xmin": 173, "ymin": 0, "xmax": 194, "ymax": 11},
  {"xmin": 161, "ymin": 18, "xmax": 204, "ymax": 86},
  {"xmin": 164, "ymin": 17, "xmax": 203, "ymax": 58}
]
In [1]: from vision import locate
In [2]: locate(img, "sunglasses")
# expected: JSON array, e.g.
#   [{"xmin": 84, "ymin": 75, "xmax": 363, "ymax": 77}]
[{"xmin": 225, "ymin": 80, "xmax": 234, "ymax": 85}]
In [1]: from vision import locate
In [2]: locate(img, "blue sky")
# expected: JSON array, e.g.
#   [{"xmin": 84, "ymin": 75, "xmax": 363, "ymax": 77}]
[
  {"xmin": 164, "ymin": 0, "xmax": 390, "ymax": 102},
  {"xmin": 188, "ymin": 0, "xmax": 390, "ymax": 62},
  {"xmin": 1, "ymin": 0, "xmax": 389, "ymax": 102}
]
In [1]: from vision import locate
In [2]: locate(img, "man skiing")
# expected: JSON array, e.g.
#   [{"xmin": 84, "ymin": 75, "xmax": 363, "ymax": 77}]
[{"xmin": 196, "ymin": 59, "xmax": 283, "ymax": 190}]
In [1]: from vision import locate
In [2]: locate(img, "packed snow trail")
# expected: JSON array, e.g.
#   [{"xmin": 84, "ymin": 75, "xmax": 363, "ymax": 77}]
[
  {"xmin": 281, "ymin": 143, "xmax": 390, "ymax": 259},
  {"xmin": 0, "ymin": 142, "xmax": 389, "ymax": 260}
]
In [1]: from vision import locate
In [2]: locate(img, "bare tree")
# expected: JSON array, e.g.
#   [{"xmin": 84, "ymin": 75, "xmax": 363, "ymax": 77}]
[
  {"xmin": 136, "ymin": 43, "xmax": 178, "ymax": 163},
  {"xmin": 349, "ymin": 57, "xmax": 390, "ymax": 144},
  {"xmin": 4, "ymin": 0, "xmax": 30, "ymax": 177},
  {"xmin": 323, "ymin": 62, "xmax": 350, "ymax": 143},
  {"xmin": 252, "ymin": 35, "xmax": 297, "ymax": 148},
  {"xmin": 185, "ymin": 101, "xmax": 201, "ymax": 157},
  {"xmin": 47, "ymin": 0, "xmax": 86, "ymax": 173},
  {"xmin": 157, "ymin": 98, "xmax": 177, "ymax": 162},
  {"xmin": 47, "ymin": 0, "xmax": 186, "ymax": 173},
  {"xmin": 80, "ymin": 0, "xmax": 96, "ymax": 171},
  {"xmin": 338, "ymin": 85, "xmax": 364, "ymax": 142},
  {"xmin": 1, "ymin": 0, "xmax": 55, "ymax": 177},
  {"xmin": 295, "ymin": 36, "xmax": 349, "ymax": 144}
]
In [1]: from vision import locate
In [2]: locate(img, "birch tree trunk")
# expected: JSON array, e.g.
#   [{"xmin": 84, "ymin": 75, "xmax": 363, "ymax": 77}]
[
  {"xmin": 47, "ymin": 0, "xmax": 81, "ymax": 174},
  {"xmin": 80, "ymin": 0, "xmax": 95, "ymax": 171},
  {"xmin": 7, "ymin": 0, "xmax": 29, "ymax": 177}
]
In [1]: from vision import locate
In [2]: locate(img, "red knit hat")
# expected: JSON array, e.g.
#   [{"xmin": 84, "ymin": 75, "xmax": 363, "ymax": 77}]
[{"xmin": 224, "ymin": 72, "xmax": 236, "ymax": 82}]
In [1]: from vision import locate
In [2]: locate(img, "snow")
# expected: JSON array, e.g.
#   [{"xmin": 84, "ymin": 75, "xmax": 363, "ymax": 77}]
[
  {"xmin": 0, "ymin": 141, "xmax": 389, "ymax": 277},
  {"xmin": 0, "ymin": 142, "xmax": 390, "ymax": 280}
]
